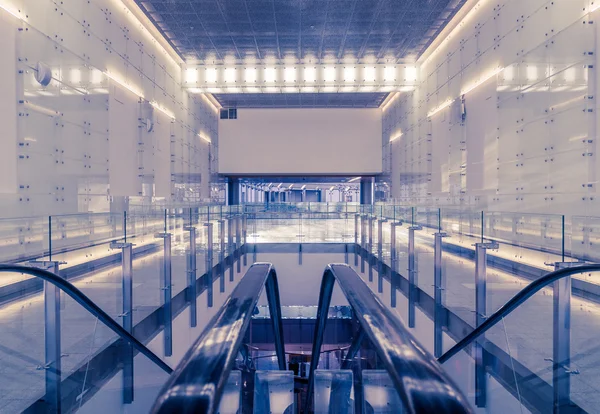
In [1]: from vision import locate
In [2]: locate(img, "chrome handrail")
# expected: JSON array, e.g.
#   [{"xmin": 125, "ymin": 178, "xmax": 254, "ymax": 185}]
[
  {"xmin": 438, "ymin": 263, "xmax": 600, "ymax": 364},
  {"xmin": 0, "ymin": 264, "xmax": 172, "ymax": 374},
  {"xmin": 306, "ymin": 263, "xmax": 473, "ymax": 414},
  {"xmin": 150, "ymin": 262, "xmax": 286, "ymax": 414}
]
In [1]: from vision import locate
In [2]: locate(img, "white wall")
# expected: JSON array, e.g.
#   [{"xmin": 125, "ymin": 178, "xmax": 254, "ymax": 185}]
[
  {"xmin": 0, "ymin": 0, "xmax": 218, "ymax": 218},
  {"xmin": 383, "ymin": 0, "xmax": 599, "ymax": 217},
  {"xmin": 219, "ymin": 108, "xmax": 382, "ymax": 175}
]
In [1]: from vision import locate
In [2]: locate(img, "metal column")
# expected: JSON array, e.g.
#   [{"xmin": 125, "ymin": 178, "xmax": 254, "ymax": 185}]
[
  {"xmin": 236, "ymin": 215, "xmax": 242, "ymax": 273},
  {"xmin": 407, "ymin": 226, "xmax": 421, "ymax": 328},
  {"xmin": 377, "ymin": 218, "xmax": 387, "ymax": 293},
  {"xmin": 218, "ymin": 220, "xmax": 226, "ymax": 293},
  {"xmin": 474, "ymin": 241, "xmax": 498, "ymax": 407},
  {"xmin": 227, "ymin": 216, "xmax": 234, "ymax": 282},
  {"xmin": 242, "ymin": 214, "xmax": 247, "ymax": 266},
  {"xmin": 156, "ymin": 232, "xmax": 173, "ymax": 357},
  {"xmin": 184, "ymin": 227, "xmax": 197, "ymax": 327},
  {"xmin": 354, "ymin": 213, "xmax": 360, "ymax": 266},
  {"xmin": 110, "ymin": 242, "xmax": 134, "ymax": 403},
  {"xmin": 205, "ymin": 223, "xmax": 214, "ymax": 307},
  {"xmin": 433, "ymin": 232, "xmax": 447, "ymax": 358},
  {"xmin": 368, "ymin": 215, "xmax": 374, "ymax": 282},
  {"xmin": 360, "ymin": 214, "xmax": 367, "ymax": 273},
  {"xmin": 390, "ymin": 222, "xmax": 401, "ymax": 308},
  {"xmin": 553, "ymin": 261, "xmax": 575, "ymax": 412},
  {"xmin": 31, "ymin": 261, "xmax": 62, "ymax": 413}
]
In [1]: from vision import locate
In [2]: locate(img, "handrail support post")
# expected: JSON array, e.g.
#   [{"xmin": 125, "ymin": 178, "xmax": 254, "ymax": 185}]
[
  {"xmin": 408, "ymin": 226, "xmax": 422, "ymax": 328},
  {"xmin": 156, "ymin": 232, "xmax": 173, "ymax": 357},
  {"xmin": 554, "ymin": 261, "xmax": 574, "ymax": 412},
  {"xmin": 205, "ymin": 223, "xmax": 214, "ymax": 307},
  {"xmin": 184, "ymin": 227, "xmax": 197, "ymax": 326},
  {"xmin": 474, "ymin": 241, "xmax": 498, "ymax": 407},
  {"xmin": 434, "ymin": 232, "xmax": 448, "ymax": 358}
]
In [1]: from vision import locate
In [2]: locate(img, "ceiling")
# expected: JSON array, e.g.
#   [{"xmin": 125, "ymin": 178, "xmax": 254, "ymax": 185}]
[
  {"xmin": 213, "ymin": 92, "xmax": 388, "ymax": 107},
  {"xmin": 136, "ymin": 0, "xmax": 467, "ymax": 64}
]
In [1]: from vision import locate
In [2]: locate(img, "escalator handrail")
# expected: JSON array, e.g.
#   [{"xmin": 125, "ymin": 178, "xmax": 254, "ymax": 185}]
[
  {"xmin": 0, "ymin": 264, "xmax": 172, "ymax": 374},
  {"xmin": 150, "ymin": 262, "xmax": 286, "ymax": 414},
  {"xmin": 438, "ymin": 263, "xmax": 600, "ymax": 364},
  {"xmin": 306, "ymin": 263, "xmax": 473, "ymax": 414}
]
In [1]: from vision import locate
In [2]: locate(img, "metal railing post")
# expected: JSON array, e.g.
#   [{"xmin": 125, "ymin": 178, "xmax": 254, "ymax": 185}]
[
  {"xmin": 228, "ymin": 216, "xmax": 234, "ymax": 282},
  {"xmin": 553, "ymin": 261, "xmax": 575, "ymax": 412},
  {"xmin": 354, "ymin": 213, "xmax": 360, "ymax": 266},
  {"xmin": 32, "ymin": 261, "xmax": 62, "ymax": 413},
  {"xmin": 184, "ymin": 227, "xmax": 197, "ymax": 327},
  {"xmin": 110, "ymin": 241, "xmax": 134, "ymax": 403},
  {"xmin": 390, "ymin": 222, "xmax": 401, "ymax": 308},
  {"xmin": 434, "ymin": 232, "xmax": 447, "ymax": 358},
  {"xmin": 377, "ymin": 218, "xmax": 387, "ymax": 293},
  {"xmin": 360, "ymin": 214, "xmax": 367, "ymax": 273},
  {"xmin": 236, "ymin": 215, "xmax": 242, "ymax": 273},
  {"xmin": 219, "ymin": 219, "xmax": 226, "ymax": 293},
  {"xmin": 242, "ymin": 214, "xmax": 248, "ymax": 266},
  {"xmin": 408, "ymin": 226, "xmax": 421, "ymax": 328},
  {"xmin": 156, "ymin": 232, "xmax": 173, "ymax": 357},
  {"xmin": 205, "ymin": 222, "xmax": 214, "ymax": 307},
  {"xmin": 474, "ymin": 241, "xmax": 498, "ymax": 407}
]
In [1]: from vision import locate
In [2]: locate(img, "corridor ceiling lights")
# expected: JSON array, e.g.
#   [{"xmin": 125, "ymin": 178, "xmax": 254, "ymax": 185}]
[
  {"xmin": 183, "ymin": 64, "xmax": 417, "ymax": 92},
  {"xmin": 347, "ymin": 177, "xmax": 361, "ymax": 183}
]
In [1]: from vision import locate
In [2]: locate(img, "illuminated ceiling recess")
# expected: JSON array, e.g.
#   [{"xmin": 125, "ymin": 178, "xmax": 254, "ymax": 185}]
[{"xmin": 184, "ymin": 64, "xmax": 418, "ymax": 94}]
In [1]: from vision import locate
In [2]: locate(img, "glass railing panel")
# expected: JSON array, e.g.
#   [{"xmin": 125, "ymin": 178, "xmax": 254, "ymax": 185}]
[
  {"xmin": 414, "ymin": 208, "xmax": 435, "ymax": 298},
  {"xmin": 314, "ymin": 370, "xmax": 354, "ymax": 414},
  {"xmin": 253, "ymin": 370, "xmax": 295, "ymax": 414}
]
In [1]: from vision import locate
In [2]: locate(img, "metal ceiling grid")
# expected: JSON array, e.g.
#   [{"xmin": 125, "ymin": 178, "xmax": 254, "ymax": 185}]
[
  {"xmin": 136, "ymin": 0, "xmax": 467, "ymax": 64},
  {"xmin": 212, "ymin": 92, "xmax": 389, "ymax": 107}
]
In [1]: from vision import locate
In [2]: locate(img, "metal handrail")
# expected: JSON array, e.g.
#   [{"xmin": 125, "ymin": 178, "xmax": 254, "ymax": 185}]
[
  {"xmin": 0, "ymin": 264, "xmax": 172, "ymax": 373},
  {"xmin": 438, "ymin": 264, "xmax": 600, "ymax": 364},
  {"xmin": 150, "ymin": 262, "xmax": 286, "ymax": 414},
  {"xmin": 306, "ymin": 263, "xmax": 473, "ymax": 414}
]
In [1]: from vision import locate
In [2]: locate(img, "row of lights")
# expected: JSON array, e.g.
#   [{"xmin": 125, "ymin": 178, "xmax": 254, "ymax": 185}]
[{"xmin": 185, "ymin": 65, "xmax": 417, "ymax": 85}]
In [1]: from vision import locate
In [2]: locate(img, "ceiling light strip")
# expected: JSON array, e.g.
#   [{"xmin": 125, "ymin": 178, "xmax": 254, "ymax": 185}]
[
  {"xmin": 0, "ymin": 2, "xmax": 25, "ymax": 20},
  {"xmin": 427, "ymin": 99, "xmax": 455, "ymax": 118},
  {"xmin": 110, "ymin": 0, "xmax": 182, "ymax": 68},
  {"xmin": 461, "ymin": 66, "xmax": 504, "ymax": 95}
]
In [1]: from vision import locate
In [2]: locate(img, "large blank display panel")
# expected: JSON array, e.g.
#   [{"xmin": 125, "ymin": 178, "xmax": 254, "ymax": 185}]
[{"xmin": 219, "ymin": 109, "xmax": 382, "ymax": 175}]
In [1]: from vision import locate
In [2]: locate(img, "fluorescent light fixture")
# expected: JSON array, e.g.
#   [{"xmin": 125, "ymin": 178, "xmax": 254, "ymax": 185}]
[
  {"xmin": 265, "ymin": 67, "xmax": 277, "ymax": 83},
  {"xmin": 329, "ymin": 186, "xmax": 335, "ymax": 191},
  {"xmin": 405, "ymin": 66, "xmax": 417, "ymax": 82},
  {"xmin": 323, "ymin": 86, "xmax": 336, "ymax": 92},
  {"xmin": 205, "ymin": 67, "xmax": 218, "ymax": 84},
  {"xmin": 105, "ymin": 70, "xmax": 144, "ymax": 98},
  {"xmin": 90, "ymin": 88, "xmax": 109, "ymax": 94},
  {"xmin": 549, "ymin": 94, "xmax": 586, "ymax": 111},
  {"xmin": 384, "ymin": 65, "xmax": 396, "ymax": 82},
  {"xmin": 324, "ymin": 66, "xmax": 336, "ymax": 82},
  {"xmin": 288, "ymin": 184, "xmax": 294, "ymax": 189},
  {"xmin": 527, "ymin": 65, "xmax": 538, "ymax": 81},
  {"xmin": 390, "ymin": 131, "xmax": 403, "ymax": 142},
  {"xmin": 461, "ymin": 66, "xmax": 504, "ymax": 95},
  {"xmin": 564, "ymin": 67, "xmax": 576, "ymax": 82},
  {"xmin": 301, "ymin": 86, "xmax": 316, "ymax": 92},
  {"xmin": 70, "ymin": 69, "xmax": 81, "ymax": 84},
  {"xmin": 364, "ymin": 66, "xmax": 377, "ymax": 82},
  {"xmin": 427, "ymin": 99, "xmax": 454, "ymax": 118},
  {"xmin": 185, "ymin": 68, "xmax": 197, "ymax": 83},
  {"xmin": 91, "ymin": 69, "xmax": 104, "ymax": 84},
  {"xmin": 301, "ymin": 185, "xmax": 306, "ymax": 190},
  {"xmin": 150, "ymin": 100, "xmax": 175, "ymax": 119},
  {"xmin": 198, "ymin": 133, "xmax": 211, "ymax": 143},
  {"xmin": 347, "ymin": 177, "xmax": 361, "ymax": 183},
  {"xmin": 23, "ymin": 101, "xmax": 61, "ymax": 117},
  {"xmin": 304, "ymin": 67, "xmax": 316, "ymax": 83},
  {"xmin": 200, "ymin": 93, "xmax": 221, "ymax": 113},
  {"xmin": 225, "ymin": 67, "xmax": 236, "ymax": 83},
  {"xmin": 0, "ymin": 2, "xmax": 25, "ymax": 20},
  {"xmin": 277, "ymin": 183, "xmax": 283, "ymax": 188},
  {"xmin": 284, "ymin": 67, "xmax": 296, "ymax": 83},
  {"xmin": 245, "ymin": 67, "xmax": 257, "ymax": 83},
  {"xmin": 344, "ymin": 67, "xmax": 355, "ymax": 83}
]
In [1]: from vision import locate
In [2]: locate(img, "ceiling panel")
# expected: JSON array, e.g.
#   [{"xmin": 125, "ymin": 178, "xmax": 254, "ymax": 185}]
[
  {"xmin": 212, "ymin": 92, "xmax": 389, "ymax": 108},
  {"xmin": 136, "ymin": 0, "xmax": 467, "ymax": 64}
]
